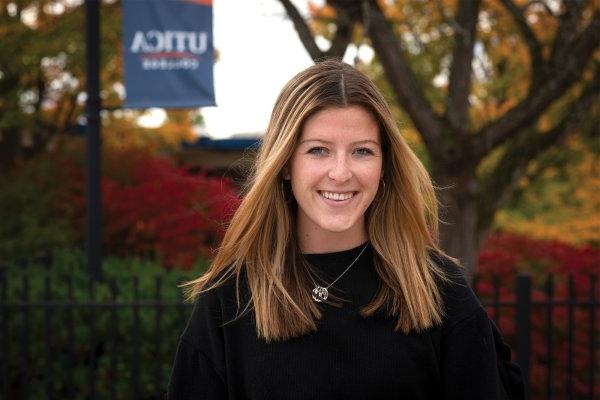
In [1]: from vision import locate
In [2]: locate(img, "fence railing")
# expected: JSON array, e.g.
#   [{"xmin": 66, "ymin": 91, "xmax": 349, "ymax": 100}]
[
  {"xmin": 474, "ymin": 274, "xmax": 598, "ymax": 400},
  {"xmin": 1, "ymin": 272, "xmax": 597, "ymax": 400}
]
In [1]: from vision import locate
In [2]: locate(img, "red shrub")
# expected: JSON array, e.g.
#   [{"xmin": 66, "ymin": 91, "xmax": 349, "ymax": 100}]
[
  {"xmin": 477, "ymin": 232, "xmax": 599, "ymax": 399},
  {"xmin": 101, "ymin": 156, "xmax": 240, "ymax": 269},
  {"xmin": 50, "ymin": 147, "xmax": 240, "ymax": 269}
]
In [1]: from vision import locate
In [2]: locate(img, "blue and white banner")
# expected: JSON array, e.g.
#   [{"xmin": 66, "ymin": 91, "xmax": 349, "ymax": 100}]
[{"xmin": 123, "ymin": 0, "xmax": 215, "ymax": 108}]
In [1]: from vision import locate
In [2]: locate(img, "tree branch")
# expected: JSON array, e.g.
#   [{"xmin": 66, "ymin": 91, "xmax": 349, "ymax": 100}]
[
  {"xmin": 61, "ymin": 92, "xmax": 79, "ymax": 133},
  {"xmin": 473, "ymin": 10, "xmax": 599, "ymax": 160},
  {"xmin": 324, "ymin": 4, "xmax": 354, "ymax": 59},
  {"xmin": 446, "ymin": 0, "xmax": 481, "ymax": 132},
  {"xmin": 51, "ymin": 93, "xmax": 67, "ymax": 130},
  {"xmin": 364, "ymin": 1, "xmax": 445, "ymax": 155},
  {"xmin": 278, "ymin": 0, "xmax": 323, "ymax": 61},
  {"xmin": 435, "ymin": 0, "xmax": 467, "ymax": 37},
  {"xmin": 549, "ymin": 1, "xmax": 586, "ymax": 68},
  {"xmin": 278, "ymin": 0, "xmax": 354, "ymax": 62},
  {"xmin": 499, "ymin": 0, "xmax": 545, "ymax": 89},
  {"xmin": 524, "ymin": 1, "xmax": 558, "ymax": 17},
  {"xmin": 477, "ymin": 69, "xmax": 599, "ymax": 232},
  {"xmin": 34, "ymin": 69, "xmax": 46, "ymax": 114}
]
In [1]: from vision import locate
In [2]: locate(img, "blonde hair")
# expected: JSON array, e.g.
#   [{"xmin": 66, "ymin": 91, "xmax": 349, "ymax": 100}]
[{"xmin": 184, "ymin": 59, "xmax": 457, "ymax": 342}]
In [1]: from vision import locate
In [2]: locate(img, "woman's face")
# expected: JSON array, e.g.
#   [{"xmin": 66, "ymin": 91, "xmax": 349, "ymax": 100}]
[{"xmin": 284, "ymin": 105, "xmax": 383, "ymax": 244}]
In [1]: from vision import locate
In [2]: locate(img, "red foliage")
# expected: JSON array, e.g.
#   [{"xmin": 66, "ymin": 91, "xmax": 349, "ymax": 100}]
[
  {"xmin": 101, "ymin": 156, "xmax": 240, "ymax": 269},
  {"xmin": 477, "ymin": 232, "xmax": 600, "ymax": 399},
  {"xmin": 54, "ymin": 149, "xmax": 239, "ymax": 269}
]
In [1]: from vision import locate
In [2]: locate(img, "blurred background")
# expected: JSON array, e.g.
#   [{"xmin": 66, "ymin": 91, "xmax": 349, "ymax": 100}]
[{"xmin": 0, "ymin": 0, "xmax": 598, "ymax": 399}]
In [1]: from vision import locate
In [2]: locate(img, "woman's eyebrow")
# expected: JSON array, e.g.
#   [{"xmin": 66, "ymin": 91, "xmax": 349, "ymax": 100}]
[{"xmin": 300, "ymin": 139, "xmax": 380, "ymax": 145}]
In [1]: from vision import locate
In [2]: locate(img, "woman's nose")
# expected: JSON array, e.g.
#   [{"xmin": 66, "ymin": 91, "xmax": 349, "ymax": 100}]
[{"xmin": 328, "ymin": 156, "xmax": 352, "ymax": 182}]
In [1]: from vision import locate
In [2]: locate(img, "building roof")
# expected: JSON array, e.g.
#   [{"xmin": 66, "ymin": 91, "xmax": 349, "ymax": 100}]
[{"xmin": 183, "ymin": 136, "xmax": 261, "ymax": 151}]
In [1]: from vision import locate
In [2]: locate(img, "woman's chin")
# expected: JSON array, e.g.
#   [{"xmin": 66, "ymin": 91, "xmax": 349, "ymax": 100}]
[{"xmin": 316, "ymin": 219, "xmax": 361, "ymax": 234}]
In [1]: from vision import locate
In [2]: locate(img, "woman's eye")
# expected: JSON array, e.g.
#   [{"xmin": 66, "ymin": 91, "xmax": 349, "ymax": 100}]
[
  {"xmin": 307, "ymin": 147, "xmax": 327, "ymax": 155},
  {"xmin": 355, "ymin": 148, "xmax": 374, "ymax": 156}
]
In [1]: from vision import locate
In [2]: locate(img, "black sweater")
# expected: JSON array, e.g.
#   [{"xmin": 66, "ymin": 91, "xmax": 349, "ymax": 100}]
[{"xmin": 168, "ymin": 242, "xmax": 504, "ymax": 399}]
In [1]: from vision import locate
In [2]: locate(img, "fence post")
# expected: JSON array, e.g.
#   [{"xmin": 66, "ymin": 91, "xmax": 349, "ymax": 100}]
[
  {"xmin": 516, "ymin": 274, "xmax": 532, "ymax": 398},
  {"xmin": 0, "ymin": 265, "xmax": 6, "ymax": 399}
]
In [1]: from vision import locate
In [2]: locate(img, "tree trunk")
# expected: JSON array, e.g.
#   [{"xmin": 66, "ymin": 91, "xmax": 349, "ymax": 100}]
[
  {"xmin": 434, "ymin": 167, "xmax": 481, "ymax": 283},
  {"xmin": 278, "ymin": 0, "xmax": 599, "ymax": 280},
  {"xmin": 0, "ymin": 129, "xmax": 20, "ymax": 173}
]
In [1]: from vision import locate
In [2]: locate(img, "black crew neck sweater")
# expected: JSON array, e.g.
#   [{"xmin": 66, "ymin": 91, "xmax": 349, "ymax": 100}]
[{"xmin": 167, "ymin": 242, "xmax": 504, "ymax": 399}]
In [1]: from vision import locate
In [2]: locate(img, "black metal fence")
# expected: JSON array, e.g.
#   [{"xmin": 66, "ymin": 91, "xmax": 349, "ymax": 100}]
[
  {"xmin": 474, "ymin": 274, "xmax": 598, "ymax": 400},
  {"xmin": 1, "ymin": 272, "xmax": 597, "ymax": 399},
  {"xmin": 0, "ymin": 272, "xmax": 194, "ymax": 400}
]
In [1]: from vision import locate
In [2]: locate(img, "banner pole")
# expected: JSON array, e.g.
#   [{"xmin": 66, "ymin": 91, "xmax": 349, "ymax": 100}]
[{"xmin": 85, "ymin": 0, "xmax": 102, "ymax": 281}]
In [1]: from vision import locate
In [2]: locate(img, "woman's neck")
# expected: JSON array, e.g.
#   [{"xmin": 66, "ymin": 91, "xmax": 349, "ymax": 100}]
[{"xmin": 297, "ymin": 227, "xmax": 368, "ymax": 254}]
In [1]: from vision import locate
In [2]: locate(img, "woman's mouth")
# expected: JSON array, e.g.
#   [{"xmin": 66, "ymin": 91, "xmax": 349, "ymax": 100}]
[{"xmin": 318, "ymin": 190, "xmax": 358, "ymax": 203}]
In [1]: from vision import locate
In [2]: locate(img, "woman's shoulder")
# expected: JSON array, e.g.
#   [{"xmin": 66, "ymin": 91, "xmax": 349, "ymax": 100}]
[
  {"xmin": 181, "ymin": 272, "xmax": 250, "ymax": 345},
  {"xmin": 428, "ymin": 250, "xmax": 485, "ymax": 333}
]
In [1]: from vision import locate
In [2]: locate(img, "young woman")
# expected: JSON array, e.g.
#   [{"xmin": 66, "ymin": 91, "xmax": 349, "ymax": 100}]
[{"xmin": 168, "ymin": 59, "xmax": 507, "ymax": 399}]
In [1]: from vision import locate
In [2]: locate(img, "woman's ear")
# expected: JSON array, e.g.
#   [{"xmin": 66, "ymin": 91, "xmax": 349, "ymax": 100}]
[{"xmin": 282, "ymin": 166, "xmax": 290, "ymax": 180}]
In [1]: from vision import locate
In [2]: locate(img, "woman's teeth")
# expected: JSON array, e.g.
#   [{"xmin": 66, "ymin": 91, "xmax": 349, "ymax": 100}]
[{"xmin": 319, "ymin": 191, "xmax": 355, "ymax": 201}]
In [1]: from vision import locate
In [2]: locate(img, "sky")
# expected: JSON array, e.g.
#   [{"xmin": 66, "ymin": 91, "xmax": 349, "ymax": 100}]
[
  {"xmin": 139, "ymin": 0, "xmax": 372, "ymax": 139},
  {"xmin": 201, "ymin": 0, "xmax": 314, "ymax": 138}
]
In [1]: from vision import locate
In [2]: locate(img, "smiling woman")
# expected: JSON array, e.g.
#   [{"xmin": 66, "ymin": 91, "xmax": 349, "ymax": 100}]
[
  {"xmin": 167, "ymin": 59, "xmax": 512, "ymax": 399},
  {"xmin": 284, "ymin": 105, "xmax": 383, "ymax": 252}
]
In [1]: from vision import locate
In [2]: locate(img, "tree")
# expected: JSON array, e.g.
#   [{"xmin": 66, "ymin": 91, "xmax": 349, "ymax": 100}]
[
  {"xmin": 279, "ymin": 0, "xmax": 599, "ymax": 279},
  {"xmin": 0, "ymin": 0, "xmax": 197, "ymax": 172},
  {"xmin": 0, "ymin": 0, "xmax": 129, "ymax": 171},
  {"xmin": 495, "ymin": 135, "xmax": 600, "ymax": 246}
]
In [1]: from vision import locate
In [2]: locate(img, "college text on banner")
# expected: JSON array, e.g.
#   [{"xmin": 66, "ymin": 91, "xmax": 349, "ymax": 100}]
[{"xmin": 123, "ymin": 0, "xmax": 215, "ymax": 108}]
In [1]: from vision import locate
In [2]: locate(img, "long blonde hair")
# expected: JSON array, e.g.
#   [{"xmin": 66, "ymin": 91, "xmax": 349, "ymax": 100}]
[{"xmin": 184, "ymin": 59, "xmax": 457, "ymax": 342}]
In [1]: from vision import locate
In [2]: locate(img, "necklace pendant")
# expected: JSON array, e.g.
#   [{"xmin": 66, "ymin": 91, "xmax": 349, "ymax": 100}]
[{"xmin": 312, "ymin": 286, "xmax": 328, "ymax": 302}]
